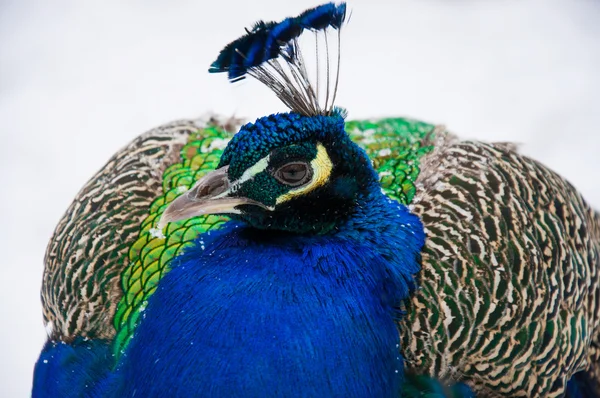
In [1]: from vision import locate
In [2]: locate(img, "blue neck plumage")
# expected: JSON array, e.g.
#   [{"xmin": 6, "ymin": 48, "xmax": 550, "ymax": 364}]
[{"xmin": 115, "ymin": 188, "xmax": 425, "ymax": 398}]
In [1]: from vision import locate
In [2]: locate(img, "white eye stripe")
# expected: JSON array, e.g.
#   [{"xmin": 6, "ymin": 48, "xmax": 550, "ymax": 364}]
[
  {"xmin": 238, "ymin": 154, "xmax": 271, "ymax": 184},
  {"xmin": 213, "ymin": 154, "xmax": 271, "ymax": 199}
]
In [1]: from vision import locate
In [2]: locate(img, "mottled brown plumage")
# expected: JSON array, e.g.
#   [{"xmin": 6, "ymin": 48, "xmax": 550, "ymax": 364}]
[
  {"xmin": 403, "ymin": 132, "xmax": 600, "ymax": 396},
  {"xmin": 42, "ymin": 120, "xmax": 201, "ymax": 340}
]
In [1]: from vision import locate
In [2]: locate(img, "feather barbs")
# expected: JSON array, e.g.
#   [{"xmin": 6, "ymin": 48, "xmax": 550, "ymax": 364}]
[{"xmin": 209, "ymin": 2, "xmax": 347, "ymax": 116}]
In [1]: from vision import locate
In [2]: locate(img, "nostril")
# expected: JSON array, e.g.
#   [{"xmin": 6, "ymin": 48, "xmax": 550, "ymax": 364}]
[
  {"xmin": 207, "ymin": 179, "xmax": 227, "ymax": 196},
  {"xmin": 196, "ymin": 185, "xmax": 211, "ymax": 198},
  {"xmin": 192, "ymin": 174, "xmax": 229, "ymax": 199}
]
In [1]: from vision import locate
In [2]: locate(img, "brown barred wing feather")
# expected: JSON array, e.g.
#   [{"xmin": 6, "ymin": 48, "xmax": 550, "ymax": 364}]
[
  {"xmin": 41, "ymin": 117, "xmax": 240, "ymax": 342},
  {"xmin": 402, "ymin": 132, "xmax": 600, "ymax": 397}
]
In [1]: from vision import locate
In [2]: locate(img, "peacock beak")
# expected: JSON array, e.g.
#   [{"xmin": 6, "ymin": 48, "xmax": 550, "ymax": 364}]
[{"xmin": 157, "ymin": 166, "xmax": 269, "ymax": 229}]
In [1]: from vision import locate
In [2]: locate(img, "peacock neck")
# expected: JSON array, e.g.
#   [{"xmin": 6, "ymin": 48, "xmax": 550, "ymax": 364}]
[
  {"xmin": 334, "ymin": 186, "xmax": 426, "ymax": 305},
  {"xmin": 116, "ymin": 191, "xmax": 425, "ymax": 397}
]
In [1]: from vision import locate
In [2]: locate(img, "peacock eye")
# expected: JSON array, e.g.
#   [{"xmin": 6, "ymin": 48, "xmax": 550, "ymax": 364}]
[{"xmin": 274, "ymin": 162, "xmax": 312, "ymax": 187}]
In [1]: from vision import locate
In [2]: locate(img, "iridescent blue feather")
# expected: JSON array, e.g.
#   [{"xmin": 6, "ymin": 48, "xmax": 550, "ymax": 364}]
[
  {"xmin": 209, "ymin": 2, "xmax": 346, "ymax": 80},
  {"xmin": 209, "ymin": 3, "xmax": 346, "ymax": 116}
]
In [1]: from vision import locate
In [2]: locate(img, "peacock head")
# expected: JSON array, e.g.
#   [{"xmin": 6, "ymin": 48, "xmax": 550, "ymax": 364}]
[
  {"xmin": 160, "ymin": 110, "xmax": 378, "ymax": 234},
  {"xmin": 159, "ymin": 3, "xmax": 372, "ymax": 234}
]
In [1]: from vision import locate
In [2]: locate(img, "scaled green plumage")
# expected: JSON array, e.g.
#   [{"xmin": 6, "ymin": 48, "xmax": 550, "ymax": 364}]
[{"xmin": 112, "ymin": 126, "xmax": 230, "ymax": 355}]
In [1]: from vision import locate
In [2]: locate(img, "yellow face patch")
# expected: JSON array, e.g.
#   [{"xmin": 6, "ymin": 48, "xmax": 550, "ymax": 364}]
[{"xmin": 275, "ymin": 143, "xmax": 333, "ymax": 205}]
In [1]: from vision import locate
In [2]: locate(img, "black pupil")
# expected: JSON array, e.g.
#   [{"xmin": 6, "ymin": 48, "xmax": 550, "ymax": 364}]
[{"xmin": 279, "ymin": 163, "xmax": 308, "ymax": 184}]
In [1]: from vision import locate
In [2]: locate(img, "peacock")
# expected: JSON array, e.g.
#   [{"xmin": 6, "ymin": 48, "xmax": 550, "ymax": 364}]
[{"xmin": 32, "ymin": 3, "xmax": 600, "ymax": 397}]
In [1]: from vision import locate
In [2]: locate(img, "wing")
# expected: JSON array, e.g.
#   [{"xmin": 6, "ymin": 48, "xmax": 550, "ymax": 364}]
[
  {"xmin": 41, "ymin": 116, "xmax": 242, "ymax": 347},
  {"xmin": 401, "ymin": 133, "xmax": 600, "ymax": 397}
]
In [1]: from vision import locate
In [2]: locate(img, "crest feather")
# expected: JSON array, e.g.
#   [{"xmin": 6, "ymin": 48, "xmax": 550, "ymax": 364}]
[{"xmin": 209, "ymin": 2, "xmax": 347, "ymax": 116}]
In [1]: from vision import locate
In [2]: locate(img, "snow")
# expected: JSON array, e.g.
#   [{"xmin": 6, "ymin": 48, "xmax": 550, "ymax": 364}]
[
  {"xmin": 149, "ymin": 228, "xmax": 166, "ymax": 240},
  {"xmin": 1, "ymin": 0, "xmax": 600, "ymax": 396},
  {"xmin": 378, "ymin": 148, "xmax": 392, "ymax": 157},
  {"xmin": 203, "ymin": 137, "xmax": 231, "ymax": 153}
]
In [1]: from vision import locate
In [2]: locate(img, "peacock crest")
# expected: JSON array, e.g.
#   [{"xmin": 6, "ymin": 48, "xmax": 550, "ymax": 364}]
[{"xmin": 209, "ymin": 2, "xmax": 347, "ymax": 116}]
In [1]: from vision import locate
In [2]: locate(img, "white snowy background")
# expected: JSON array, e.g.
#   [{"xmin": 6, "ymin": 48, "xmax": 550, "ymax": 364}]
[{"xmin": 1, "ymin": 0, "xmax": 599, "ymax": 396}]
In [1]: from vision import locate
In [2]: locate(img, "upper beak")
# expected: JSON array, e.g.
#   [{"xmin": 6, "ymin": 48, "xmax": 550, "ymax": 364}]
[{"xmin": 157, "ymin": 166, "xmax": 268, "ymax": 229}]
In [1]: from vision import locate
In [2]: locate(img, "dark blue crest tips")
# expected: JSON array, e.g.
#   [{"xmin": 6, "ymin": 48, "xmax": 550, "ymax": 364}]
[
  {"xmin": 209, "ymin": 3, "xmax": 347, "ymax": 116},
  {"xmin": 209, "ymin": 3, "xmax": 346, "ymax": 80},
  {"xmin": 210, "ymin": 21, "xmax": 277, "ymax": 81},
  {"xmin": 298, "ymin": 2, "xmax": 346, "ymax": 30}
]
